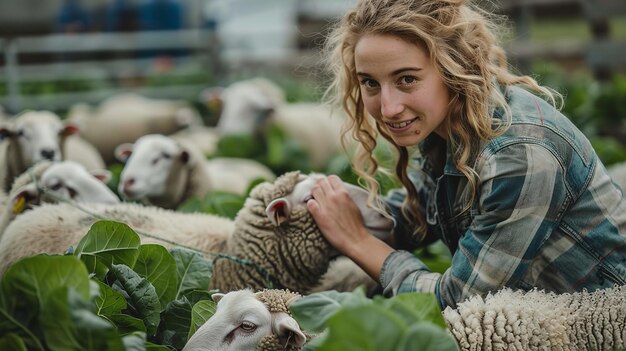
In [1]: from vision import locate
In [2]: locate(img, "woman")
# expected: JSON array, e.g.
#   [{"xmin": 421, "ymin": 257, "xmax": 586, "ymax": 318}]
[{"xmin": 306, "ymin": 0, "xmax": 626, "ymax": 309}]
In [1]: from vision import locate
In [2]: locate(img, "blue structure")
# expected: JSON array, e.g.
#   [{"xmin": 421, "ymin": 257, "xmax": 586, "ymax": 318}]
[{"xmin": 55, "ymin": 0, "xmax": 91, "ymax": 33}]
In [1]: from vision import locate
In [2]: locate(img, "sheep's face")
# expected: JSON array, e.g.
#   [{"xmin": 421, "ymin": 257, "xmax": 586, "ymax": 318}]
[
  {"xmin": 183, "ymin": 290, "xmax": 305, "ymax": 351},
  {"xmin": 118, "ymin": 134, "xmax": 186, "ymax": 201},
  {"xmin": 8, "ymin": 111, "xmax": 70, "ymax": 166},
  {"xmin": 216, "ymin": 82, "xmax": 276, "ymax": 135},
  {"xmin": 39, "ymin": 161, "xmax": 119, "ymax": 204}
]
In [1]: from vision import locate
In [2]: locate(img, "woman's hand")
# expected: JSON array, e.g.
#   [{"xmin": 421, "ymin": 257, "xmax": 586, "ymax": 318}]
[{"xmin": 306, "ymin": 175, "xmax": 393, "ymax": 280}]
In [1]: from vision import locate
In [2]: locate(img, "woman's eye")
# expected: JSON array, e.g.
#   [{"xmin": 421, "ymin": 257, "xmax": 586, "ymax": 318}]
[
  {"xmin": 240, "ymin": 321, "xmax": 257, "ymax": 332},
  {"xmin": 399, "ymin": 76, "xmax": 417, "ymax": 85},
  {"xmin": 359, "ymin": 78, "xmax": 378, "ymax": 89}
]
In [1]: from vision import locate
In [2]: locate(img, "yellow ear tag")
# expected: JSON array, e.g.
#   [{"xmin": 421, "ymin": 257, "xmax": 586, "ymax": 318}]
[{"xmin": 12, "ymin": 196, "xmax": 26, "ymax": 214}]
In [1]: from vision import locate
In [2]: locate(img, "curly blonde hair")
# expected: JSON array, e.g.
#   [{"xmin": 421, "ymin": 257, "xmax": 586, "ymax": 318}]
[{"xmin": 323, "ymin": 0, "xmax": 559, "ymax": 240}]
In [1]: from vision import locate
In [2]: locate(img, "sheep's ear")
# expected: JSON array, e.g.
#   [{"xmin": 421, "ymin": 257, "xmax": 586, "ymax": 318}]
[
  {"xmin": 0, "ymin": 127, "xmax": 15, "ymax": 140},
  {"xmin": 114, "ymin": 143, "xmax": 134, "ymax": 162},
  {"xmin": 61, "ymin": 122, "xmax": 80, "ymax": 137},
  {"xmin": 272, "ymin": 312, "xmax": 306, "ymax": 349},
  {"xmin": 90, "ymin": 169, "xmax": 112, "ymax": 183},
  {"xmin": 212, "ymin": 293, "xmax": 226, "ymax": 303},
  {"xmin": 10, "ymin": 183, "xmax": 39, "ymax": 214},
  {"xmin": 266, "ymin": 198, "xmax": 290, "ymax": 226}
]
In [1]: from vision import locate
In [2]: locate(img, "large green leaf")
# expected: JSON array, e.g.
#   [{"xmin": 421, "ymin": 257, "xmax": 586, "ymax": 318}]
[
  {"xmin": 378, "ymin": 293, "xmax": 447, "ymax": 329},
  {"xmin": 170, "ymin": 248, "xmax": 213, "ymax": 298},
  {"xmin": 40, "ymin": 286, "xmax": 124, "ymax": 351},
  {"xmin": 290, "ymin": 290, "xmax": 371, "ymax": 333},
  {"xmin": 396, "ymin": 322, "xmax": 459, "ymax": 351},
  {"xmin": 109, "ymin": 314, "xmax": 146, "ymax": 335},
  {"xmin": 159, "ymin": 296, "xmax": 194, "ymax": 349},
  {"xmin": 93, "ymin": 280, "xmax": 127, "ymax": 318},
  {"xmin": 317, "ymin": 304, "xmax": 407, "ymax": 351},
  {"xmin": 74, "ymin": 221, "xmax": 141, "ymax": 276},
  {"xmin": 188, "ymin": 299, "xmax": 217, "ymax": 339},
  {"xmin": 0, "ymin": 308, "xmax": 44, "ymax": 351},
  {"xmin": 0, "ymin": 255, "xmax": 90, "ymax": 324},
  {"xmin": 110, "ymin": 264, "xmax": 161, "ymax": 336},
  {"xmin": 0, "ymin": 333, "xmax": 28, "ymax": 351},
  {"xmin": 134, "ymin": 245, "xmax": 179, "ymax": 309}
]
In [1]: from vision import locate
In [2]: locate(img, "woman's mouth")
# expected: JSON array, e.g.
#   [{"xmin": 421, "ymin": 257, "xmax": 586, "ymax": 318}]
[{"xmin": 385, "ymin": 117, "xmax": 418, "ymax": 132}]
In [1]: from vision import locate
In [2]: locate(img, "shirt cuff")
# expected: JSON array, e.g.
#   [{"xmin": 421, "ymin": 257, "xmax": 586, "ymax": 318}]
[{"xmin": 380, "ymin": 250, "xmax": 439, "ymax": 296}]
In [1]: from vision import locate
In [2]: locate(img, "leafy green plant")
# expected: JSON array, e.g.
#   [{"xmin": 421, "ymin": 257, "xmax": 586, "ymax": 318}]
[
  {"xmin": 0, "ymin": 220, "xmax": 215, "ymax": 350},
  {"xmin": 290, "ymin": 289, "xmax": 459, "ymax": 351}
]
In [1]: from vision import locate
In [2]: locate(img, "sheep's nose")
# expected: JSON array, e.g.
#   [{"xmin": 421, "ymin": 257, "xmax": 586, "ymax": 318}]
[
  {"xmin": 40, "ymin": 149, "xmax": 56, "ymax": 160},
  {"xmin": 122, "ymin": 178, "xmax": 135, "ymax": 193}
]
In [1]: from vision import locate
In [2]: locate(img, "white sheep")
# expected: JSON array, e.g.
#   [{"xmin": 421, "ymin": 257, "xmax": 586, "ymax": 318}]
[
  {"xmin": 183, "ymin": 289, "xmax": 309, "ymax": 351},
  {"xmin": 115, "ymin": 134, "xmax": 276, "ymax": 209},
  {"xmin": 0, "ymin": 110, "xmax": 106, "ymax": 192},
  {"xmin": 0, "ymin": 160, "xmax": 119, "ymax": 238},
  {"xmin": 608, "ymin": 160, "xmax": 626, "ymax": 193},
  {"xmin": 183, "ymin": 285, "xmax": 626, "ymax": 351},
  {"xmin": 0, "ymin": 171, "xmax": 393, "ymax": 294},
  {"xmin": 66, "ymin": 93, "xmax": 203, "ymax": 164},
  {"xmin": 211, "ymin": 78, "xmax": 345, "ymax": 170},
  {"xmin": 443, "ymin": 285, "xmax": 626, "ymax": 350}
]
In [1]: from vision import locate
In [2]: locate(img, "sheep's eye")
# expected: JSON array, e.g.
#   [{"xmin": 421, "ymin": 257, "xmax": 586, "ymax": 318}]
[
  {"xmin": 16, "ymin": 130, "xmax": 26, "ymax": 138},
  {"xmin": 161, "ymin": 152, "xmax": 171, "ymax": 159},
  {"xmin": 49, "ymin": 182, "xmax": 63, "ymax": 191},
  {"xmin": 240, "ymin": 321, "xmax": 257, "ymax": 332},
  {"xmin": 303, "ymin": 194, "xmax": 313, "ymax": 203},
  {"xmin": 151, "ymin": 158, "xmax": 159, "ymax": 165},
  {"xmin": 67, "ymin": 187, "xmax": 78, "ymax": 198}
]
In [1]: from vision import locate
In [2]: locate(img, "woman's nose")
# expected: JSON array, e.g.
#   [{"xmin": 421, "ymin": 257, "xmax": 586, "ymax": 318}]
[{"xmin": 380, "ymin": 87, "xmax": 404, "ymax": 118}]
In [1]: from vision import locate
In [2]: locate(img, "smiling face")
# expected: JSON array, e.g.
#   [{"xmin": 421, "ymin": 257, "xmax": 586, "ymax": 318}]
[{"xmin": 355, "ymin": 34, "xmax": 451, "ymax": 146}]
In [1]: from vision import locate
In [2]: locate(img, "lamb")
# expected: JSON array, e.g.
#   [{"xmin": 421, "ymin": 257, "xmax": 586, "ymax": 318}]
[
  {"xmin": 211, "ymin": 78, "xmax": 345, "ymax": 170},
  {"xmin": 0, "ymin": 160, "xmax": 119, "ymax": 238},
  {"xmin": 66, "ymin": 93, "xmax": 203, "ymax": 164},
  {"xmin": 0, "ymin": 110, "xmax": 105, "ymax": 192},
  {"xmin": 608, "ymin": 160, "xmax": 626, "ymax": 193},
  {"xmin": 183, "ymin": 289, "xmax": 309, "ymax": 351},
  {"xmin": 183, "ymin": 285, "xmax": 626, "ymax": 351},
  {"xmin": 0, "ymin": 171, "xmax": 394, "ymax": 292},
  {"xmin": 115, "ymin": 134, "xmax": 276, "ymax": 209}
]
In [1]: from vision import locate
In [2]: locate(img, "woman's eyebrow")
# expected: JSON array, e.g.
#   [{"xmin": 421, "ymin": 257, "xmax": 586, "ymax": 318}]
[{"xmin": 356, "ymin": 67, "xmax": 422, "ymax": 78}]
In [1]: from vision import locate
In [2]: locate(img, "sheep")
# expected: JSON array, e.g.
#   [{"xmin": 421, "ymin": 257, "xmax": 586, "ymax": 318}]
[
  {"xmin": 183, "ymin": 289, "xmax": 309, "ymax": 351},
  {"xmin": 443, "ymin": 285, "xmax": 626, "ymax": 351},
  {"xmin": 115, "ymin": 134, "xmax": 276, "ymax": 209},
  {"xmin": 66, "ymin": 93, "xmax": 203, "ymax": 164},
  {"xmin": 608, "ymin": 160, "xmax": 626, "ymax": 193},
  {"xmin": 0, "ymin": 160, "xmax": 119, "ymax": 238},
  {"xmin": 0, "ymin": 110, "xmax": 106, "ymax": 193},
  {"xmin": 182, "ymin": 285, "xmax": 626, "ymax": 351},
  {"xmin": 211, "ymin": 78, "xmax": 345, "ymax": 170},
  {"xmin": 0, "ymin": 171, "xmax": 394, "ymax": 292}
]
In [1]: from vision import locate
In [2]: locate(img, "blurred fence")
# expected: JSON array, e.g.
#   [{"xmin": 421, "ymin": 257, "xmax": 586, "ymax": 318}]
[
  {"xmin": 500, "ymin": 0, "xmax": 626, "ymax": 79},
  {"xmin": 0, "ymin": 29, "xmax": 221, "ymax": 113}
]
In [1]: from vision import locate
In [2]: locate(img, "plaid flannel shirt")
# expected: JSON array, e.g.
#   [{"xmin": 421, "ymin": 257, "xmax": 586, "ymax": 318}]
[{"xmin": 380, "ymin": 86, "xmax": 626, "ymax": 309}]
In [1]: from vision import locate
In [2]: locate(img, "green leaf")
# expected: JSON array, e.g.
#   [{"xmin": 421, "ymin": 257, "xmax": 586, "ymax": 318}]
[
  {"xmin": 171, "ymin": 248, "xmax": 213, "ymax": 298},
  {"xmin": 290, "ymin": 290, "xmax": 371, "ymax": 333},
  {"xmin": 0, "ymin": 333, "xmax": 28, "ymax": 351},
  {"xmin": 74, "ymin": 221, "xmax": 141, "ymax": 277},
  {"xmin": 317, "ymin": 304, "xmax": 407, "ymax": 351},
  {"xmin": 110, "ymin": 264, "xmax": 161, "ymax": 336},
  {"xmin": 158, "ymin": 296, "xmax": 194, "ymax": 350},
  {"xmin": 134, "ymin": 245, "xmax": 179, "ymax": 309},
  {"xmin": 109, "ymin": 314, "xmax": 147, "ymax": 335},
  {"xmin": 40, "ymin": 286, "xmax": 125, "ymax": 351},
  {"xmin": 0, "ymin": 308, "xmax": 44, "ymax": 351},
  {"xmin": 0, "ymin": 255, "xmax": 90, "ymax": 324},
  {"xmin": 188, "ymin": 299, "xmax": 217, "ymax": 339},
  {"xmin": 396, "ymin": 322, "xmax": 459, "ymax": 351},
  {"xmin": 93, "ymin": 280, "xmax": 127, "ymax": 318},
  {"xmin": 379, "ymin": 293, "xmax": 447, "ymax": 329},
  {"xmin": 121, "ymin": 331, "xmax": 146, "ymax": 351}
]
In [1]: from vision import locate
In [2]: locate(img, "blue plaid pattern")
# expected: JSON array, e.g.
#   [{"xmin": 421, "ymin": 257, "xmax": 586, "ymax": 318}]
[{"xmin": 380, "ymin": 86, "xmax": 626, "ymax": 308}]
